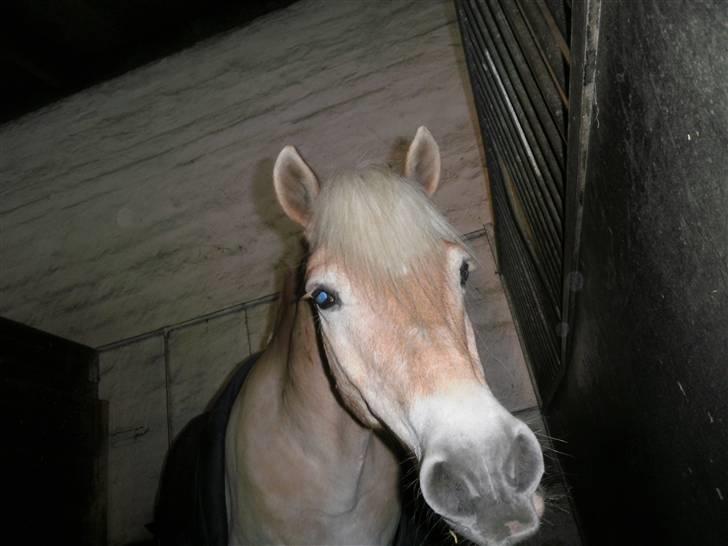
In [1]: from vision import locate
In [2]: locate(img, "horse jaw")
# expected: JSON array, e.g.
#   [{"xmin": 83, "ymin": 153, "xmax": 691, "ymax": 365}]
[{"xmin": 307, "ymin": 246, "xmax": 545, "ymax": 546}]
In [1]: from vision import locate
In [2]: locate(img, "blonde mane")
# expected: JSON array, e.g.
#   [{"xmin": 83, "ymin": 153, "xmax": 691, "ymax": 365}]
[{"xmin": 308, "ymin": 166, "xmax": 467, "ymax": 291}]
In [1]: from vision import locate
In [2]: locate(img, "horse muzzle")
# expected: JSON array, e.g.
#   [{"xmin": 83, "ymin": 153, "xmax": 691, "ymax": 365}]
[{"xmin": 418, "ymin": 417, "xmax": 544, "ymax": 545}]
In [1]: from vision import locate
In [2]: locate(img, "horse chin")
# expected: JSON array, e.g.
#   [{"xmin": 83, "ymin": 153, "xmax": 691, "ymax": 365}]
[
  {"xmin": 420, "ymin": 468, "xmax": 544, "ymax": 546},
  {"xmin": 437, "ymin": 492, "xmax": 543, "ymax": 546}
]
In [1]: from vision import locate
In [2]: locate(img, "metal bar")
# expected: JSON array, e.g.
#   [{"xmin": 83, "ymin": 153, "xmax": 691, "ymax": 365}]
[
  {"xmin": 463, "ymin": 0, "xmax": 563, "ymax": 223},
  {"xmin": 482, "ymin": 0, "xmax": 567, "ymax": 179},
  {"xmin": 535, "ymin": 0, "xmax": 572, "ymax": 64},
  {"xmin": 461, "ymin": 6, "xmax": 564, "ymax": 248},
  {"xmin": 513, "ymin": 0, "xmax": 570, "ymax": 109},
  {"xmin": 469, "ymin": 57, "xmax": 562, "ymax": 260},
  {"xmin": 471, "ymin": 74, "xmax": 562, "ymax": 303},
  {"xmin": 469, "ymin": 0, "xmax": 565, "ymax": 207},
  {"xmin": 464, "ymin": 34, "xmax": 564, "ymax": 300},
  {"xmin": 456, "ymin": 0, "xmax": 565, "ymax": 403},
  {"xmin": 558, "ymin": 0, "xmax": 604, "ymax": 390}
]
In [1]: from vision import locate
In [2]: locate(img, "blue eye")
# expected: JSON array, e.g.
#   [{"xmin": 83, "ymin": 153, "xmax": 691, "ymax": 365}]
[{"xmin": 312, "ymin": 288, "xmax": 337, "ymax": 310}]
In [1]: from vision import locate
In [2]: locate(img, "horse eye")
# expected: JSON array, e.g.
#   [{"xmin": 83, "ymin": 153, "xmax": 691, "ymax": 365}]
[
  {"xmin": 460, "ymin": 261, "xmax": 470, "ymax": 287},
  {"xmin": 312, "ymin": 288, "xmax": 337, "ymax": 310}
]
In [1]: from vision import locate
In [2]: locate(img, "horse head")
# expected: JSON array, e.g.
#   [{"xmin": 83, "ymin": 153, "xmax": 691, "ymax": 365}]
[{"xmin": 272, "ymin": 127, "xmax": 544, "ymax": 545}]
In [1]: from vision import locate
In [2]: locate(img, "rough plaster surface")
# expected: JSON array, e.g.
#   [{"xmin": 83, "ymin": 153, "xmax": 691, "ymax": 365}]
[
  {"xmin": 98, "ymin": 337, "xmax": 167, "ymax": 546},
  {"xmin": 167, "ymin": 311, "xmax": 248, "ymax": 439},
  {"xmin": 0, "ymin": 0, "xmax": 488, "ymax": 348}
]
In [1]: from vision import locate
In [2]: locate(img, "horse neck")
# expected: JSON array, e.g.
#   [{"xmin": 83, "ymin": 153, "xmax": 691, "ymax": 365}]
[
  {"xmin": 227, "ymin": 273, "xmax": 401, "ymax": 545},
  {"xmin": 272, "ymin": 286, "xmax": 373, "ymax": 463}
]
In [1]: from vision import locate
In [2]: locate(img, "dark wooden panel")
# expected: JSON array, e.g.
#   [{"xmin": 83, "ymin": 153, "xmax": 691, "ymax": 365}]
[
  {"xmin": 0, "ymin": 317, "xmax": 106, "ymax": 545},
  {"xmin": 548, "ymin": 1, "xmax": 728, "ymax": 544},
  {"xmin": 0, "ymin": 317, "xmax": 97, "ymax": 397}
]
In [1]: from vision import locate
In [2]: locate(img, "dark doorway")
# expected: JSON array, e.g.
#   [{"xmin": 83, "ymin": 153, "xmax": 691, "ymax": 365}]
[{"xmin": 0, "ymin": 317, "xmax": 107, "ymax": 545}]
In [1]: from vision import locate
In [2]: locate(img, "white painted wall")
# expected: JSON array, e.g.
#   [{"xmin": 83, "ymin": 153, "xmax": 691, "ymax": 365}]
[{"xmin": 0, "ymin": 0, "xmax": 488, "ymax": 349}]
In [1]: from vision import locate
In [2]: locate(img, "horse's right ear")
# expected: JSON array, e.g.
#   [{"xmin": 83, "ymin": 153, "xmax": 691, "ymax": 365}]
[
  {"xmin": 404, "ymin": 126, "xmax": 441, "ymax": 196},
  {"xmin": 273, "ymin": 145, "xmax": 320, "ymax": 227}
]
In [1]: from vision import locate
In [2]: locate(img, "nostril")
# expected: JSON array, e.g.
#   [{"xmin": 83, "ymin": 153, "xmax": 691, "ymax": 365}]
[
  {"xmin": 504, "ymin": 430, "xmax": 544, "ymax": 494},
  {"xmin": 421, "ymin": 460, "xmax": 473, "ymax": 517}
]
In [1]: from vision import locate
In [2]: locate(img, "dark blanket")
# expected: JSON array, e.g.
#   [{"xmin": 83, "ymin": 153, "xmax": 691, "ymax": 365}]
[
  {"xmin": 154, "ymin": 354, "xmax": 259, "ymax": 546},
  {"xmin": 153, "ymin": 352, "xmax": 420, "ymax": 546}
]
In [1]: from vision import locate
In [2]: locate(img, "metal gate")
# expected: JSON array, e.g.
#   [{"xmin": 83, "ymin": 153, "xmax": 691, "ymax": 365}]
[{"xmin": 456, "ymin": 0, "xmax": 571, "ymax": 404}]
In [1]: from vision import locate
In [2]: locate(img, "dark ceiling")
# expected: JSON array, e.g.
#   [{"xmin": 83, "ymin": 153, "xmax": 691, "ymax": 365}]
[{"xmin": 0, "ymin": 0, "xmax": 297, "ymax": 124}]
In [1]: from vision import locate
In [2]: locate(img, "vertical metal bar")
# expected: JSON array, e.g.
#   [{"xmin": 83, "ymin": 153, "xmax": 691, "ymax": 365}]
[
  {"xmin": 513, "ymin": 0, "xmax": 570, "ymax": 108},
  {"xmin": 455, "ymin": 0, "xmax": 573, "ymax": 404},
  {"xmin": 464, "ymin": 2, "xmax": 563, "ymax": 231},
  {"xmin": 558, "ymin": 0, "xmax": 603, "ymax": 385},
  {"xmin": 461, "ymin": 6, "xmax": 564, "ymax": 291},
  {"xmin": 464, "ymin": 40, "xmax": 562, "ymax": 308},
  {"xmin": 535, "ymin": 0, "xmax": 571, "ymax": 64},
  {"xmin": 471, "ymin": 0, "xmax": 565, "ymax": 210},
  {"xmin": 482, "ymin": 0, "xmax": 567, "ymax": 185}
]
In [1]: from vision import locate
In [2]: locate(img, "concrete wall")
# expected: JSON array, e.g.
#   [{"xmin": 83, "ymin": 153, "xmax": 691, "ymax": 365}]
[
  {"xmin": 1, "ymin": 0, "xmax": 489, "ymax": 348},
  {"xmin": 0, "ymin": 1, "xmax": 537, "ymax": 544}
]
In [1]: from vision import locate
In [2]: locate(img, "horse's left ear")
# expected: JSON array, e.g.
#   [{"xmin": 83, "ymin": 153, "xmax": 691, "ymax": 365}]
[
  {"xmin": 404, "ymin": 126, "xmax": 441, "ymax": 196},
  {"xmin": 273, "ymin": 145, "xmax": 320, "ymax": 227}
]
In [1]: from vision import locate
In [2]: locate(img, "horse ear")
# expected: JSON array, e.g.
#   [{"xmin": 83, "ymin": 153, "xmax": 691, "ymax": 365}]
[
  {"xmin": 273, "ymin": 145, "xmax": 320, "ymax": 227},
  {"xmin": 404, "ymin": 126, "xmax": 441, "ymax": 196}
]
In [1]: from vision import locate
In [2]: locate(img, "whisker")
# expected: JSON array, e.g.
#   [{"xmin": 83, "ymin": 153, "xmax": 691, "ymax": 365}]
[
  {"xmin": 532, "ymin": 431, "xmax": 569, "ymax": 444},
  {"xmin": 540, "ymin": 445, "xmax": 574, "ymax": 458},
  {"xmin": 545, "ymin": 501, "xmax": 572, "ymax": 515},
  {"xmin": 539, "ymin": 514, "xmax": 555, "ymax": 527}
]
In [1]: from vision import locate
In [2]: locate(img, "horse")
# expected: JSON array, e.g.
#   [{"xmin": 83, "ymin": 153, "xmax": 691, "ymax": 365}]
[{"xmin": 154, "ymin": 127, "xmax": 544, "ymax": 546}]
